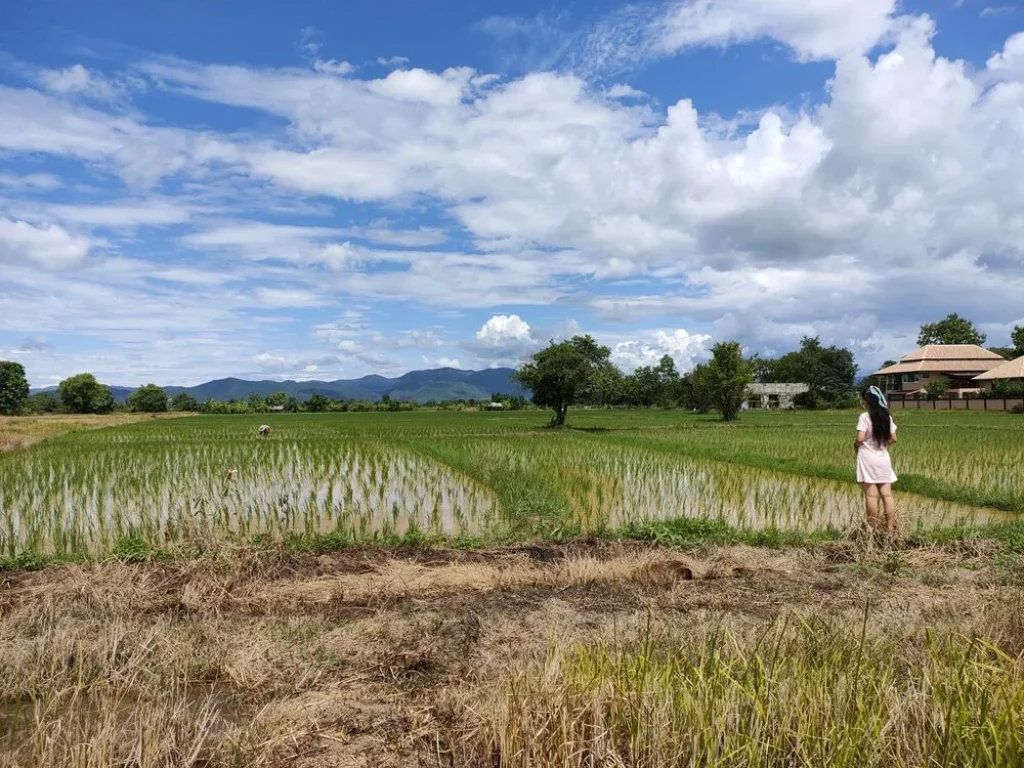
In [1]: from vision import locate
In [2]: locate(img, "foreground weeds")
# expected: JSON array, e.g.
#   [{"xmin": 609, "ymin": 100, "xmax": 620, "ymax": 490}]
[
  {"xmin": 2, "ymin": 539, "xmax": 1024, "ymax": 766},
  {"xmin": 443, "ymin": 610, "xmax": 1024, "ymax": 767}
]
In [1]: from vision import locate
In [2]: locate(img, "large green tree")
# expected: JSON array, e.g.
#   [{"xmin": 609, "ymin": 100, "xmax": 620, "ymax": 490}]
[
  {"xmin": 305, "ymin": 393, "xmax": 332, "ymax": 412},
  {"xmin": 917, "ymin": 313, "xmax": 986, "ymax": 346},
  {"xmin": 757, "ymin": 337, "xmax": 857, "ymax": 408},
  {"xmin": 685, "ymin": 364, "xmax": 714, "ymax": 413},
  {"xmin": 169, "ymin": 392, "xmax": 199, "ymax": 412},
  {"xmin": 127, "ymin": 384, "xmax": 169, "ymax": 413},
  {"xmin": 703, "ymin": 342, "xmax": 755, "ymax": 422},
  {"xmin": 57, "ymin": 373, "xmax": 115, "ymax": 414},
  {"xmin": 0, "ymin": 361, "xmax": 30, "ymax": 415},
  {"xmin": 513, "ymin": 335, "xmax": 611, "ymax": 427}
]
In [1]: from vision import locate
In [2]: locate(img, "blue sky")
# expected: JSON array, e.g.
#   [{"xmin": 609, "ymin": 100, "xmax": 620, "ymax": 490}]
[{"xmin": 1, "ymin": 0, "xmax": 1023, "ymax": 387}]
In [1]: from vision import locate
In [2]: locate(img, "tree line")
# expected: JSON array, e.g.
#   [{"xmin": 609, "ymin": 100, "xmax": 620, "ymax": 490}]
[
  {"xmin": 514, "ymin": 315, "xmax": 1024, "ymax": 427},
  {"xmin": 2, "ymin": 314, "xmax": 1021, "ymax": 418},
  {"xmin": 513, "ymin": 335, "xmax": 858, "ymax": 427}
]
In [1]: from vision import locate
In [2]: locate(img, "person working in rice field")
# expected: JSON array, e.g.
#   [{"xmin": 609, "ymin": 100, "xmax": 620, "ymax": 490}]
[{"xmin": 855, "ymin": 385, "xmax": 899, "ymax": 535}]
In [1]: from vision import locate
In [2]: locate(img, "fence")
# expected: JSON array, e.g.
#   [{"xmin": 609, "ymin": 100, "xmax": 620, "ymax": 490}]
[{"xmin": 888, "ymin": 395, "xmax": 1024, "ymax": 412}]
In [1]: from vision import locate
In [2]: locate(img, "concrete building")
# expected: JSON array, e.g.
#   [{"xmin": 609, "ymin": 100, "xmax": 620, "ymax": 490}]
[
  {"xmin": 743, "ymin": 383, "xmax": 809, "ymax": 410},
  {"xmin": 873, "ymin": 345, "xmax": 1005, "ymax": 398}
]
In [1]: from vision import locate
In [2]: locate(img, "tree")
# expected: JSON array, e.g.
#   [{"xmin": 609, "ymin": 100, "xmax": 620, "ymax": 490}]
[
  {"xmin": 265, "ymin": 391, "xmax": 288, "ymax": 408},
  {"xmin": 306, "ymin": 393, "xmax": 331, "ymax": 412},
  {"xmin": 925, "ymin": 380, "xmax": 949, "ymax": 400},
  {"xmin": 917, "ymin": 313, "xmax": 986, "ymax": 346},
  {"xmin": 0, "ymin": 361, "xmax": 30, "ymax": 415},
  {"xmin": 685, "ymin": 364, "xmax": 714, "ymax": 413},
  {"xmin": 246, "ymin": 392, "xmax": 264, "ymax": 413},
  {"xmin": 586, "ymin": 361, "xmax": 625, "ymax": 407},
  {"xmin": 513, "ymin": 335, "xmax": 611, "ymax": 427},
  {"xmin": 170, "ymin": 393, "xmax": 199, "ymax": 412},
  {"xmin": 58, "ymin": 373, "xmax": 115, "ymax": 414},
  {"xmin": 704, "ymin": 342, "xmax": 755, "ymax": 422},
  {"xmin": 758, "ymin": 337, "xmax": 857, "ymax": 408},
  {"xmin": 127, "ymin": 384, "xmax": 169, "ymax": 413},
  {"xmin": 25, "ymin": 391, "xmax": 61, "ymax": 414},
  {"xmin": 1014, "ymin": 326, "xmax": 1024, "ymax": 357}
]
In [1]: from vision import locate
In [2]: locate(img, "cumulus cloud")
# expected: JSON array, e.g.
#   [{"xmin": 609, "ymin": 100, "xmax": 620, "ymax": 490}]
[
  {"xmin": 465, "ymin": 314, "xmax": 544, "ymax": 362},
  {"xmin": 608, "ymin": 329, "xmax": 713, "ymax": 373}
]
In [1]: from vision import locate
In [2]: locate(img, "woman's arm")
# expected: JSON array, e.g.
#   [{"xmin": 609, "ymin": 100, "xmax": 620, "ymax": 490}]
[{"xmin": 854, "ymin": 430, "xmax": 867, "ymax": 453}]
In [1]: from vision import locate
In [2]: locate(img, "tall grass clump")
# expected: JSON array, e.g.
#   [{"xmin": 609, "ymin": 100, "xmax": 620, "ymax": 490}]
[{"xmin": 445, "ymin": 611, "xmax": 1024, "ymax": 768}]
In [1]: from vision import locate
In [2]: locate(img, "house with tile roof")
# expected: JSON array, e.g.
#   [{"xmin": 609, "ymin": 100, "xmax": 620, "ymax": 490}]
[
  {"xmin": 973, "ymin": 355, "xmax": 1024, "ymax": 387},
  {"xmin": 873, "ymin": 345, "xmax": 1006, "ymax": 398}
]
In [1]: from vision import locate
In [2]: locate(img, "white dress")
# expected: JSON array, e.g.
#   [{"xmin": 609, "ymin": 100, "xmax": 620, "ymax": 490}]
[{"xmin": 856, "ymin": 412, "xmax": 898, "ymax": 484}]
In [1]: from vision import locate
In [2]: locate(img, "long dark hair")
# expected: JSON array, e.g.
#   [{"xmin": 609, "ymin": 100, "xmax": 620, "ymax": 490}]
[{"xmin": 862, "ymin": 387, "xmax": 892, "ymax": 446}]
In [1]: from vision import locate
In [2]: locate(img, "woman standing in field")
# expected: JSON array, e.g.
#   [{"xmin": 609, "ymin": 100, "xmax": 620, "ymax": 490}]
[{"xmin": 855, "ymin": 386, "xmax": 899, "ymax": 535}]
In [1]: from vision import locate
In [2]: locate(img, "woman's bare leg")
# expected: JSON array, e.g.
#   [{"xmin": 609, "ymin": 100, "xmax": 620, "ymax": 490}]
[
  {"xmin": 878, "ymin": 483, "xmax": 897, "ymax": 535},
  {"xmin": 859, "ymin": 482, "xmax": 880, "ymax": 531}
]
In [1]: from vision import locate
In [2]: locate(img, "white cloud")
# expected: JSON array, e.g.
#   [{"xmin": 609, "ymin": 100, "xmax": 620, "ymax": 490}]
[
  {"xmin": 253, "ymin": 352, "xmax": 297, "ymax": 368},
  {"xmin": 573, "ymin": 0, "xmax": 900, "ymax": 75},
  {"xmin": 8, "ymin": 199, "xmax": 192, "ymax": 229},
  {"xmin": 465, "ymin": 314, "xmax": 543, "ymax": 362},
  {"xmin": 0, "ymin": 173, "xmax": 62, "ymax": 191},
  {"xmin": 987, "ymin": 32, "xmax": 1024, "ymax": 78},
  {"xmin": 251, "ymin": 287, "xmax": 327, "ymax": 308},
  {"xmin": 36, "ymin": 64, "xmax": 126, "ymax": 102},
  {"xmin": 0, "ymin": 218, "xmax": 94, "ymax": 270},
  {"xmin": 606, "ymin": 83, "xmax": 646, "ymax": 99},
  {"xmin": 425, "ymin": 356, "xmax": 463, "ymax": 369},
  {"xmin": 377, "ymin": 56, "xmax": 411, "ymax": 67},
  {"xmin": 313, "ymin": 59, "xmax": 355, "ymax": 76},
  {"xmin": 655, "ymin": 0, "xmax": 899, "ymax": 61},
  {"xmin": 608, "ymin": 329, "xmax": 713, "ymax": 373}
]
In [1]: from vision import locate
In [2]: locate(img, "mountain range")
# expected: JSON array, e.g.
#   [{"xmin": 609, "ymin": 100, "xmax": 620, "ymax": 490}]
[{"xmin": 33, "ymin": 367, "xmax": 526, "ymax": 404}]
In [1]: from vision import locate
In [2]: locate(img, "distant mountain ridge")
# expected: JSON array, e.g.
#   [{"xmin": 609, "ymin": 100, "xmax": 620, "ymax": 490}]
[{"xmin": 32, "ymin": 367, "xmax": 526, "ymax": 404}]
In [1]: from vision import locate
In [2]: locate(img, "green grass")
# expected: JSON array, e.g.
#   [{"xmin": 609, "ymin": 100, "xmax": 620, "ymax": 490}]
[{"xmin": 0, "ymin": 409, "xmax": 1021, "ymax": 565}]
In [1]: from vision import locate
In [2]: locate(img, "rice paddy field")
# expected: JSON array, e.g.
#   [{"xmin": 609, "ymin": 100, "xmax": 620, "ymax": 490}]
[
  {"xmin": 4, "ymin": 409, "xmax": 1024, "ymax": 767},
  {"xmin": 1, "ymin": 409, "xmax": 1021, "ymax": 562}
]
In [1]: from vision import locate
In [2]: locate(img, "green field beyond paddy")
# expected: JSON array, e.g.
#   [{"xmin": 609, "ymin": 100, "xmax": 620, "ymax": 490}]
[{"xmin": 2, "ymin": 409, "xmax": 1021, "ymax": 563}]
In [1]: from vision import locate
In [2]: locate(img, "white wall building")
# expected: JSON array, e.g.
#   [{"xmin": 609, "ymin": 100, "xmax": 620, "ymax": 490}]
[{"xmin": 743, "ymin": 383, "xmax": 809, "ymax": 410}]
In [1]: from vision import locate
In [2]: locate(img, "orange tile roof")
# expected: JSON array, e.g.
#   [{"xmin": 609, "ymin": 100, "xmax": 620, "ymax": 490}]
[
  {"xmin": 874, "ymin": 345, "xmax": 1005, "ymax": 376},
  {"xmin": 973, "ymin": 355, "xmax": 1024, "ymax": 380}
]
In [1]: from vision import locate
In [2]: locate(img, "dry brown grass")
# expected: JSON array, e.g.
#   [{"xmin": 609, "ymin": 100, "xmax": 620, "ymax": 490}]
[
  {"xmin": 0, "ymin": 413, "xmax": 192, "ymax": 453},
  {"xmin": 0, "ymin": 540, "xmax": 1021, "ymax": 767}
]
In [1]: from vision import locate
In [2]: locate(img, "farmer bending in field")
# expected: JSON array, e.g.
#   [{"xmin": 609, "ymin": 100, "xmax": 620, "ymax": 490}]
[{"xmin": 854, "ymin": 386, "xmax": 899, "ymax": 535}]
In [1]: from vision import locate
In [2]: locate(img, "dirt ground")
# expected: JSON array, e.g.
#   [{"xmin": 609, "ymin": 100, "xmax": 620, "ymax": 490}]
[{"xmin": 1, "ymin": 537, "xmax": 1020, "ymax": 767}]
